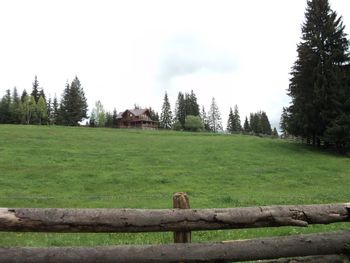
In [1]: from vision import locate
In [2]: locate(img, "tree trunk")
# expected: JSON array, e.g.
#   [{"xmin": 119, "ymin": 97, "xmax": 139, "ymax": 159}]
[{"xmin": 0, "ymin": 231, "xmax": 349, "ymax": 263}]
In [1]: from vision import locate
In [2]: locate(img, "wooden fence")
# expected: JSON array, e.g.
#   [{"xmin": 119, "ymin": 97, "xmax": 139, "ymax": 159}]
[{"xmin": 0, "ymin": 192, "xmax": 349, "ymax": 262}]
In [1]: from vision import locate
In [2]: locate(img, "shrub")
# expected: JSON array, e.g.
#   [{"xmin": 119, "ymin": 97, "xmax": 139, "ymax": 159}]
[{"xmin": 184, "ymin": 115, "xmax": 204, "ymax": 132}]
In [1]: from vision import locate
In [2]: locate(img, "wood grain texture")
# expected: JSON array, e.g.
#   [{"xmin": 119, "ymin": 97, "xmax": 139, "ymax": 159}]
[
  {"xmin": 0, "ymin": 230, "xmax": 349, "ymax": 262},
  {"xmin": 0, "ymin": 203, "xmax": 348, "ymax": 233}
]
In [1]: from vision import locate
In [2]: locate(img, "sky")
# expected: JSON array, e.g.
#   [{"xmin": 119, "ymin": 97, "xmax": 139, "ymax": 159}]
[{"xmin": 0, "ymin": 0, "xmax": 350, "ymax": 129}]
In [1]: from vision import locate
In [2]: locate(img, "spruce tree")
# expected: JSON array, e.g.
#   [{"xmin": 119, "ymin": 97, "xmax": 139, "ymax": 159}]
[
  {"xmin": 175, "ymin": 92, "xmax": 186, "ymax": 128},
  {"xmin": 0, "ymin": 90, "xmax": 12, "ymax": 124},
  {"xmin": 287, "ymin": 0, "xmax": 350, "ymax": 146},
  {"xmin": 47, "ymin": 97, "xmax": 53, "ymax": 125},
  {"xmin": 243, "ymin": 116, "xmax": 250, "ymax": 133},
  {"xmin": 149, "ymin": 107, "xmax": 159, "ymax": 122},
  {"xmin": 105, "ymin": 112, "xmax": 114, "ymax": 128},
  {"xmin": 232, "ymin": 104, "xmax": 242, "ymax": 132},
  {"xmin": 21, "ymin": 89, "xmax": 28, "ymax": 102},
  {"xmin": 261, "ymin": 111, "xmax": 272, "ymax": 135},
  {"xmin": 58, "ymin": 82, "xmax": 70, "ymax": 124},
  {"xmin": 186, "ymin": 90, "xmax": 200, "ymax": 117},
  {"xmin": 280, "ymin": 107, "xmax": 289, "ymax": 137},
  {"xmin": 227, "ymin": 107, "xmax": 234, "ymax": 133},
  {"xmin": 52, "ymin": 95, "xmax": 59, "ymax": 125},
  {"xmin": 10, "ymin": 87, "xmax": 21, "ymax": 123},
  {"xmin": 160, "ymin": 92, "xmax": 172, "ymax": 129},
  {"xmin": 31, "ymin": 75, "xmax": 40, "ymax": 103},
  {"xmin": 112, "ymin": 108, "xmax": 118, "ymax": 128},
  {"xmin": 208, "ymin": 97, "xmax": 222, "ymax": 132},
  {"xmin": 249, "ymin": 113, "xmax": 257, "ymax": 134},
  {"xmin": 200, "ymin": 106, "xmax": 210, "ymax": 131},
  {"xmin": 39, "ymin": 89, "xmax": 46, "ymax": 104},
  {"xmin": 59, "ymin": 77, "xmax": 88, "ymax": 126}
]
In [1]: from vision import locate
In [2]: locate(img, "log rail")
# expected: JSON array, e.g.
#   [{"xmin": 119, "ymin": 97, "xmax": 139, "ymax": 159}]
[
  {"xmin": 0, "ymin": 203, "xmax": 349, "ymax": 233},
  {"xmin": 0, "ymin": 231, "xmax": 349, "ymax": 263},
  {"xmin": 0, "ymin": 193, "xmax": 349, "ymax": 262}
]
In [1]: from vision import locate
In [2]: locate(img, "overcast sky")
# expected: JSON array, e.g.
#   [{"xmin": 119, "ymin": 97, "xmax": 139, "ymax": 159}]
[{"xmin": 1, "ymin": 0, "xmax": 349, "ymax": 128}]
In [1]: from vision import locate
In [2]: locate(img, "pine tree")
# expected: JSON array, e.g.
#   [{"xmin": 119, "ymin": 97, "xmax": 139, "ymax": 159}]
[
  {"xmin": 243, "ymin": 116, "xmax": 250, "ymax": 133},
  {"xmin": 227, "ymin": 107, "xmax": 234, "ymax": 133},
  {"xmin": 59, "ymin": 77, "xmax": 88, "ymax": 126},
  {"xmin": 72, "ymin": 76, "xmax": 88, "ymax": 124},
  {"xmin": 47, "ymin": 97, "xmax": 53, "ymax": 124},
  {"xmin": 105, "ymin": 112, "xmax": 114, "ymax": 128},
  {"xmin": 10, "ymin": 87, "xmax": 21, "ymax": 124},
  {"xmin": 39, "ymin": 89, "xmax": 46, "ymax": 103},
  {"xmin": 0, "ymin": 90, "xmax": 12, "ymax": 124},
  {"xmin": 186, "ymin": 90, "xmax": 200, "ymax": 117},
  {"xmin": 58, "ymin": 82, "xmax": 70, "ymax": 125},
  {"xmin": 52, "ymin": 95, "xmax": 59, "ymax": 125},
  {"xmin": 21, "ymin": 89, "xmax": 28, "ymax": 102},
  {"xmin": 261, "ymin": 111, "xmax": 272, "ymax": 135},
  {"xmin": 200, "ymin": 106, "xmax": 210, "ymax": 132},
  {"xmin": 280, "ymin": 107, "xmax": 289, "ymax": 137},
  {"xmin": 175, "ymin": 92, "xmax": 186, "ymax": 128},
  {"xmin": 232, "ymin": 104, "xmax": 242, "ymax": 132},
  {"xmin": 249, "ymin": 111, "xmax": 272, "ymax": 135},
  {"xmin": 208, "ymin": 97, "xmax": 222, "ymax": 132},
  {"xmin": 149, "ymin": 107, "xmax": 159, "ymax": 122},
  {"xmin": 160, "ymin": 92, "xmax": 172, "ymax": 129},
  {"xmin": 324, "ymin": 65, "xmax": 350, "ymax": 150},
  {"xmin": 287, "ymin": 0, "xmax": 350, "ymax": 146},
  {"xmin": 112, "ymin": 108, "xmax": 118, "ymax": 128},
  {"xmin": 31, "ymin": 75, "xmax": 40, "ymax": 103},
  {"xmin": 249, "ymin": 113, "xmax": 258, "ymax": 134}
]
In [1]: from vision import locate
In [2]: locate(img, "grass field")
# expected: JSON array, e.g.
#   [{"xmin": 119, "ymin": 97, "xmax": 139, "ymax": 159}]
[{"xmin": 0, "ymin": 124, "xmax": 349, "ymax": 246}]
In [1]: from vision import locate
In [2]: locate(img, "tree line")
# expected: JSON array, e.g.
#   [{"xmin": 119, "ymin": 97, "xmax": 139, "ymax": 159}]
[
  {"xmin": 280, "ymin": 0, "xmax": 350, "ymax": 152},
  {"xmin": 0, "ymin": 76, "xmax": 276, "ymax": 136},
  {"xmin": 159, "ymin": 90, "xmax": 276, "ymax": 135},
  {"xmin": 0, "ymin": 76, "xmax": 88, "ymax": 126}
]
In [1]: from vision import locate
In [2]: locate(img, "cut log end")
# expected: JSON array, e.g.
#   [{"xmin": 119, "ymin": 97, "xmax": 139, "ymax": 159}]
[{"xmin": 0, "ymin": 208, "xmax": 19, "ymax": 224}]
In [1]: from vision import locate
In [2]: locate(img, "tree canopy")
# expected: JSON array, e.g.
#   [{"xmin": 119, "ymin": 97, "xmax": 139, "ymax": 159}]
[{"xmin": 285, "ymin": 0, "xmax": 350, "ymax": 150}]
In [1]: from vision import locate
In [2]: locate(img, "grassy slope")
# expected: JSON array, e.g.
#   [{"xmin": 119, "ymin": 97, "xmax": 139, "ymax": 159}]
[{"xmin": 0, "ymin": 125, "xmax": 349, "ymax": 246}]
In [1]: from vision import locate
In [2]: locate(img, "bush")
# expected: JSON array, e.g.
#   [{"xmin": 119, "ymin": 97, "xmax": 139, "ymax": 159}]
[{"xmin": 184, "ymin": 115, "xmax": 204, "ymax": 132}]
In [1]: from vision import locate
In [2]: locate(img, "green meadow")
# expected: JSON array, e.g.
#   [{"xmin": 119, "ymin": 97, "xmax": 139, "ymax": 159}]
[{"xmin": 0, "ymin": 125, "xmax": 349, "ymax": 246}]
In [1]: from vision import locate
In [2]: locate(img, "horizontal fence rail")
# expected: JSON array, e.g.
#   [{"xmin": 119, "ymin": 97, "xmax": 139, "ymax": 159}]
[
  {"xmin": 262, "ymin": 254, "xmax": 350, "ymax": 263},
  {"xmin": 0, "ymin": 230, "xmax": 349, "ymax": 263},
  {"xmin": 0, "ymin": 203, "xmax": 349, "ymax": 233}
]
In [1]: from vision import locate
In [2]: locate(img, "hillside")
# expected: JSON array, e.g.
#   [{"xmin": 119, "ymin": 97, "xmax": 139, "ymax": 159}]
[{"xmin": 0, "ymin": 125, "xmax": 349, "ymax": 246}]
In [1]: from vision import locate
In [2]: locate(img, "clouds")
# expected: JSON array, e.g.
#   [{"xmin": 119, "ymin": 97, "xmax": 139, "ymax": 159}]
[
  {"xmin": 0, "ymin": 0, "xmax": 349, "ymax": 129},
  {"xmin": 157, "ymin": 35, "xmax": 237, "ymax": 84}
]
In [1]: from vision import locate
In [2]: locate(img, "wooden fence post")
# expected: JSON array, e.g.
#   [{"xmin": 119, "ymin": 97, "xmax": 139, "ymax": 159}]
[{"xmin": 173, "ymin": 192, "xmax": 191, "ymax": 243}]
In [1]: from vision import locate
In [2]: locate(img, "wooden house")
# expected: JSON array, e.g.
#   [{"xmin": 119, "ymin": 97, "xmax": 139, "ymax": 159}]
[{"xmin": 116, "ymin": 109, "xmax": 158, "ymax": 130}]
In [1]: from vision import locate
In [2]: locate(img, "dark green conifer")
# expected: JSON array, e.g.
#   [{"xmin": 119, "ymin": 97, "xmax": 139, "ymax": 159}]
[
  {"xmin": 31, "ymin": 75, "xmax": 40, "ymax": 103},
  {"xmin": 243, "ymin": 116, "xmax": 250, "ymax": 133},
  {"xmin": 160, "ymin": 92, "xmax": 172, "ymax": 129},
  {"xmin": 287, "ymin": 0, "xmax": 349, "ymax": 147}
]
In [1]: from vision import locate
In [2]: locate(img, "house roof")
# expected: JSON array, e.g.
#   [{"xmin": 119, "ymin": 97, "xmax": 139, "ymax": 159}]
[
  {"xmin": 116, "ymin": 109, "xmax": 149, "ymax": 119},
  {"xmin": 130, "ymin": 109, "xmax": 148, "ymax": 116}
]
